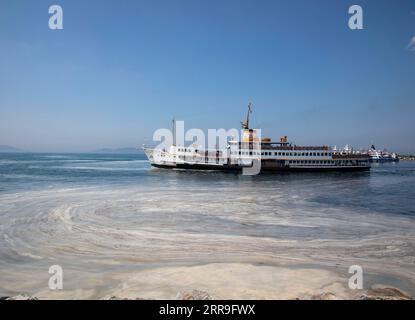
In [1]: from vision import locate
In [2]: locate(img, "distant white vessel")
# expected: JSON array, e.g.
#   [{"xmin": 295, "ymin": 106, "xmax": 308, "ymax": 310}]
[
  {"xmin": 367, "ymin": 145, "xmax": 399, "ymax": 162},
  {"xmin": 143, "ymin": 105, "xmax": 371, "ymax": 173}
]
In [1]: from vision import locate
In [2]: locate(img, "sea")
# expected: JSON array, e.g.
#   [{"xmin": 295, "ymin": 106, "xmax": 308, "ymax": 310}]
[{"xmin": 0, "ymin": 152, "xmax": 414, "ymax": 299}]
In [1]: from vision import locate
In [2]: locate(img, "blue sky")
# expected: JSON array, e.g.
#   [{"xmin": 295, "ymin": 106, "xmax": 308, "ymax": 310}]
[{"xmin": 0, "ymin": 0, "xmax": 414, "ymax": 153}]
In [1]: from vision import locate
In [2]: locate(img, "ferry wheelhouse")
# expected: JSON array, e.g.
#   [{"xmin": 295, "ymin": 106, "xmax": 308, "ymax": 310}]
[{"xmin": 143, "ymin": 105, "xmax": 370, "ymax": 173}]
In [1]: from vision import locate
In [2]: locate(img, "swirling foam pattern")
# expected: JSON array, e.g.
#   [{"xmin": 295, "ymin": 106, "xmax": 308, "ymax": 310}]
[{"xmin": 0, "ymin": 153, "xmax": 414, "ymax": 298}]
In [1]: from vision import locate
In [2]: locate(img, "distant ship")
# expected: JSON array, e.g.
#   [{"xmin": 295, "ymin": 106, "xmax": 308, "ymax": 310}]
[
  {"xmin": 367, "ymin": 145, "xmax": 399, "ymax": 163},
  {"xmin": 143, "ymin": 105, "xmax": 371, "ymax": 172}
]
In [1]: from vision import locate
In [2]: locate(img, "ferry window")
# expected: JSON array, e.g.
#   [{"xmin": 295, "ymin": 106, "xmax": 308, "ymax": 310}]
[{"xmin": 250, "ymin": 152, "xmax": 253, "ymax": 156}]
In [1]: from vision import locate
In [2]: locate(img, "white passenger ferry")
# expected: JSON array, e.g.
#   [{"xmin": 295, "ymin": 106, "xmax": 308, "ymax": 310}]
[{"xmin": 143, "ymin": 105, "xmax": 370, "ymax": 173}]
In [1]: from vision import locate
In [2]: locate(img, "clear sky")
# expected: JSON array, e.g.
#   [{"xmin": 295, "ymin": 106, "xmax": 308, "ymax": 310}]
[{"xmin": 0, "ymin": 0, "xmax": 414, "ymax": 153}]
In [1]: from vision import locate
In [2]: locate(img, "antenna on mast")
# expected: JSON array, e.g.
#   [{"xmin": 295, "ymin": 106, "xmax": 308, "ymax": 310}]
[{"xmin": 172, "ymin": 118, "xmax": 176, "ymax": 146}]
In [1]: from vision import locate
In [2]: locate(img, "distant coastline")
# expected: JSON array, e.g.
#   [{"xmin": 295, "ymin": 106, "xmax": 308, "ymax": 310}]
[
  {"xmin": 0, "ymin": 146, "xmax": 143, "ymax": 154},
  {"xmin": 399, "ymin": 155, "xmax": 415, "ymax": 161},
  {"xmin": 0, "ymin": 145, "xmax": 21, "ymax": 153},
  {"xmin": 92, "ymin": 147, "xmax": 142, "ymax": 154}
]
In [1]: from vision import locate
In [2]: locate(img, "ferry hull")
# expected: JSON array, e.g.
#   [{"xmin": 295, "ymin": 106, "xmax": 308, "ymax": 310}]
[{"xmin": 150, "ymin": 163, "xmax": 370, "ymax": 172}]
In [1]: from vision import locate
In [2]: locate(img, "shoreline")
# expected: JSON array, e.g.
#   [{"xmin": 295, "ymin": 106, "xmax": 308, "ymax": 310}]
[{"xmin": 1, "ymin": 262, "xmax": 414, "ymax": 300}]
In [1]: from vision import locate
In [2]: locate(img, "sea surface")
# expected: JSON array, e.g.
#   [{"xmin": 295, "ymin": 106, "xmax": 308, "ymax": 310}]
[{"xmin": 0, "ymin": 153, "xmax": 414, "ymax": 299}]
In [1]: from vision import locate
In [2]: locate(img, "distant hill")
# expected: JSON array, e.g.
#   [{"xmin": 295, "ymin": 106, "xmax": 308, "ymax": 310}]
[
  {"xmin": 0, "ymin": 145, "xmax": 21, "ymax": 153},
  {"xmin": 93, "ymin": 147, "xmax": 143, "ymax": 154}
]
